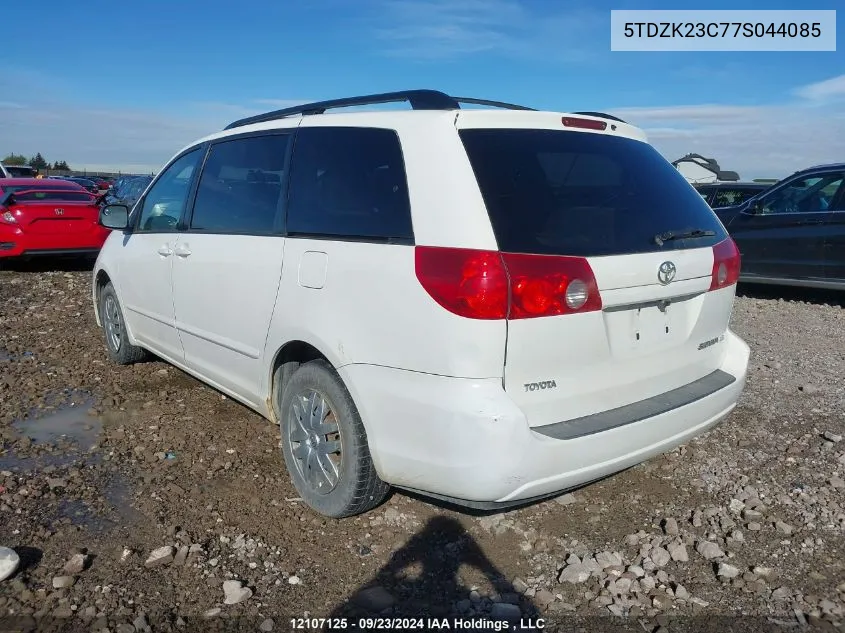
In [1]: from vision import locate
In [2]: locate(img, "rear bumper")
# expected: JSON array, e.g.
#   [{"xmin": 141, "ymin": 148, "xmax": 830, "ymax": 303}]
[
  {"xmin": 0, "ymin": 227, "xmax": 108, "ymax": 258},
  {"xmin": 339, "ymin": 329, "xmax": 750, "ymax": 505}
]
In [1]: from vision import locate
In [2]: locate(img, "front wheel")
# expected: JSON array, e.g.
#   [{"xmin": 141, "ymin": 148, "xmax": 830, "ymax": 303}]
[
  {"xmin": 99, "ymin": 282, "xmax": 147, "ymax": 365},
  {"xmin": 278, "ymin": 360, "xmax": 389, "ymax": 518}
]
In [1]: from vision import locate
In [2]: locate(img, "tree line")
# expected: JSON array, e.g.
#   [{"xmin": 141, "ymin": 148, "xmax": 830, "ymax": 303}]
[{"xmin": 2, "ymin": 152, "xmax": 71, "ymax": 172}]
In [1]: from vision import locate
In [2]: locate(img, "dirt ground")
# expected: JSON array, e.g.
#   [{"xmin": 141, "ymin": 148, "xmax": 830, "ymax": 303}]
[{"xmin": 1, "ymin": 260, "xmax": 844, "ymax": 633}]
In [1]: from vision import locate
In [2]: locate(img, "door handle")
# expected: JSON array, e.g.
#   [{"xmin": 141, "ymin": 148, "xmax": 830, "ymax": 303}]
[
  {"xmin": 174, "ymin": 244, "xmax": 192, "ymax": 258},
  {"xmin": 157, "ymin": 245, "xmax": 173, "ymax": 257}
]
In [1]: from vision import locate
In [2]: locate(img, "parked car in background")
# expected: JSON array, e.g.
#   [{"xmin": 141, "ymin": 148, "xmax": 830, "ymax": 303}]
[
  {"xmin": 58, "ymin": 177, "xmax": 100, "ymax": 194},
  {"xmin": 103, "ymin": 175, "xmax": 152, "ymax": 210},
  {"xmin": 713, "ymin": 162, "xmax": 845, "ymax": 288},
  {"xmin": 0, "ymin": 164, "xmax": 37, "ymax": 178},
  {"xmin": 92, "ymin": 89, "xmax": 749, "ymax": 518},
  {"xmin": 110, "ymin": 176, "xmax": 131, "ymax": 193},
  {"xmin": 695, "ymin": 181, "xmax": 771, "ymax": 208},
  {"xmin": 0, "ymin": 178, "xmax": 110, "ymax": 261},
  {"xmin": 88, "ymin": 177, "xmax": 111, "ymax": 190}
]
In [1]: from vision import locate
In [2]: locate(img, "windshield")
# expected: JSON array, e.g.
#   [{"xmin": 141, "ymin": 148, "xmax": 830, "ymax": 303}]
[{"xmin": 459, "ymin": 129, "xmax": 728, "ymax": 256}]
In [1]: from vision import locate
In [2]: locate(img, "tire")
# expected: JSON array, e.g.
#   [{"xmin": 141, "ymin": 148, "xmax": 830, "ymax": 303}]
[
  {"xmin": 277, "ymin": 359, "xmax": 389, "ymax": 518},
  {"xmin": 99, "ymin": 282, "xmax": 146, "ymax": 365}
]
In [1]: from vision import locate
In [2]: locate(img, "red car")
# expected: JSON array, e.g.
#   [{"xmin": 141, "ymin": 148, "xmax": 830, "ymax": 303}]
[{"xmin": 0, "ymin": 178, "xmax": 111, "ymax": 260}]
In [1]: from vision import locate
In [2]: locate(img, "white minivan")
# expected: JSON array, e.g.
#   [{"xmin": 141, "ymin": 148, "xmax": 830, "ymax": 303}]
[{"xmin": 92, "ymin": 90, "xmax": 750, "ymax": 518}]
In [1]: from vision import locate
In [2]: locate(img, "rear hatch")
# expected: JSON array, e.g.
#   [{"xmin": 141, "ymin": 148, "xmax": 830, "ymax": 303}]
[
  {"xmin": 457, "ymin": 117, "xmax": 739, "ymax": 428},
  {"xmin": 2, "ymin": 188, "xmax": 100, "ymax": 235}
]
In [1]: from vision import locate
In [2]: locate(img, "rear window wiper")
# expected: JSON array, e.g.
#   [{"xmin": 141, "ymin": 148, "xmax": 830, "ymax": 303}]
[{"xmin": 653, "ymin": 228, "xmax": 715, "ymax": 246}]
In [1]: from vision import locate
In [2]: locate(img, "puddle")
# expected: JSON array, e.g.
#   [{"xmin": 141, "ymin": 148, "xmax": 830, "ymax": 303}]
[
  {"xmin": 12, "ymin": 398, "xmax": 100, "ymax": 449},
  {"xmin": 0, "ymin": 347, "xmax": 33, "ymax": 362},
  {"xmin": 1, "ymin": 391, "xmax": 100, "ymax": 473},
  {"xmin": 1, "ymin": 391, "xmax": 139, "ymax": 533},
  {"xmin": 54, "ymin": 474, "xmax": 138, "ymax": 534}
]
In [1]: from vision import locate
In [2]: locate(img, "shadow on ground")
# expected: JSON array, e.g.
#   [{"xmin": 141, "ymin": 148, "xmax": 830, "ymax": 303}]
[
  {"xmin": 0, "ymin": 256, "xmax": 96, "ymax": 274},
  {"xmin": 329, "ymin": 515, "xmax": 540, "ymax": 631},
  {"xmin": 737, "ymin": 282, "xmax": 845, "ymax": 308}
]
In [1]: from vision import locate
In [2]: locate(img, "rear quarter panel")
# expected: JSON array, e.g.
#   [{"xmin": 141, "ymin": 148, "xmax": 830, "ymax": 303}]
[
  {"xmin": 263, "ymin": 238, "xmax": 507, "ymax": 378},
  {"xmin": 262, "ymin": 115, "xmax": 509, "ymax": 392}
]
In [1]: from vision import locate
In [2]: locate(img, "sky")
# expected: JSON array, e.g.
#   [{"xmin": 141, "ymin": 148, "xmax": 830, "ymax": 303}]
[{"xmin": 0, "ymin": 0, "xmax": 843, "ymax": 179}]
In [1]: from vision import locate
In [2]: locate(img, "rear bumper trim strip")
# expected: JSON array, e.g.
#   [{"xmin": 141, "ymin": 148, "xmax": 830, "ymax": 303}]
[{"xmin": 534, "ymin": 369, "xmax": 737, "ymax": 441}]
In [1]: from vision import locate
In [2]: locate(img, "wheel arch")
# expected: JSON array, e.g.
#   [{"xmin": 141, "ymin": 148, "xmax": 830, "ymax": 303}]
[
  {"xmin": 267, "ymin": 339, "xmax": 334, "ymax": 424},
  {"xmin": 92, "ymin": 267, "xmax": 113, "ymax": 327}
]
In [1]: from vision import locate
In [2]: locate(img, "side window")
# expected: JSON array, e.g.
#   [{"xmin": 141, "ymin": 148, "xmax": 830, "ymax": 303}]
[
  {"xmin": 286, "ymin": 127, "xmax": 413, "ymax": 242},
  {"xmin": 695, "ymin": 187, "xmax": 714, "ymax": 203},
  {"xmin": 759, "ymin": 173, "xmax": 845, "ymax": 215},
  {"xmin": 135, "ymin": 148, "xmax": 203, "ymax": 233},
  {"xmin": 190, "ymin": 134, "xmax": 291, "ymax": 234},
  {"xmin": 713, "ymin": 188, "xmax": 755, "ymax": 207}
]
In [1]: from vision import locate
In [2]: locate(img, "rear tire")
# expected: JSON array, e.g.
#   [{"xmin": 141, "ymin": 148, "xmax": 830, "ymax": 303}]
[
  {"xmin": 277, "ymin": 360, "xmax": 389, "ymax": 518},
  {"xmin": 99, "ymin": 282, "xmax": 146, "ymax": 365}
]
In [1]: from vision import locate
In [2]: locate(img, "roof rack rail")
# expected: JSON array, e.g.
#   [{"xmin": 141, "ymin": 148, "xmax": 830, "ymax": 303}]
[
  {"xmin": 451, "ymin": 96, "xmax": 536, "ymax": 111},
  {"xmin": 223, "ymin": 89, "xmax": 535, "ymax": 130},
  {"xmin": 572, "ymin": 111, "xmax": 627, "ymax": 123}
]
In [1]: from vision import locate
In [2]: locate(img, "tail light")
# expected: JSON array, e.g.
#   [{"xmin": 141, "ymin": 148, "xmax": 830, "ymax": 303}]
[
  {"xmin": 414, "ymin": 247, "xmax": 508, "ymax": 319},
  {"xmin": 562, "ymin": 116, "xmax": 607, "ymax": 131},
  {"xmin": 415, "ymin": 246, "xmax": 602, "ymax": 320},
  {"xmin": 709, "ymin": 237, "xmax": 741, "ymax": 291}
]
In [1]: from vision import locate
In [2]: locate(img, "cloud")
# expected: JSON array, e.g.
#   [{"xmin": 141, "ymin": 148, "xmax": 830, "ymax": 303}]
[
  {"xmin": 0, "ymin": 95, "xmax": 309, "ymax": 173},
  {"xmin": 611, "ymin": 97, "xmax": 845, "ymax": 180},
  {"xmin": 373, "ymin": 0, "xmax": 604, "ymax": 61},
  {"xmin": 793, "ymin": 73, "xmax": 845, "ymax": 101}
]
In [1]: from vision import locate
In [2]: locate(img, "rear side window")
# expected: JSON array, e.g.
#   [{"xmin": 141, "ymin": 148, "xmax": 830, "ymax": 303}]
[
  {"xmin": 694, "ymin": 186, "xmax": 714, "ymax": 202},
  {"xmin": 712, "ymin": 187, "xmax": 761, "ymax": 207},
  {"xmin": 459, "ymin": 129, "xmax": 728, "ymax": 256},
  {"xmin": 191, "ymin": 134, "xmax": 292, "ymax": 235},
  {"xmin": 286, "ymin": 127, "xmax": 413, "ymax": 243}
]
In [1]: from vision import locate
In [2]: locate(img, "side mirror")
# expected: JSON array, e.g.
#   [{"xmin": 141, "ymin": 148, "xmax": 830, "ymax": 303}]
[{"xmin": 99, "ymin": 204, "xmax": 130, "ymax": 230}]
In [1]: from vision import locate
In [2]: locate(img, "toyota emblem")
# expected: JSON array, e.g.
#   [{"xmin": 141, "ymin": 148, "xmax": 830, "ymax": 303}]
[{"xmin": 657, "ymin": 261, "xmax": 676, "ymax": 285}]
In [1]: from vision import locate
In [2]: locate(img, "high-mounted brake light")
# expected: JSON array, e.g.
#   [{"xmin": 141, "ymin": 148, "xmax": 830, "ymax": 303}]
[
  {"xmin": 562, "ymin": 116, "xmax": 607, "ymax": 131},
  {"xmin": 415, "ymin": 246, "xmax": 602, "ymax": 320},
  {"xmin": 709, "ymin": 237, "xmax": 741, "ymax": 291}
]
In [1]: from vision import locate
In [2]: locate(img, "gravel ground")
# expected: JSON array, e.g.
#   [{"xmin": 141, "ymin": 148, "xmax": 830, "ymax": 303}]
[{"xmin": 1, "ymin": 263, "xmax": 844, "ymax": 632}]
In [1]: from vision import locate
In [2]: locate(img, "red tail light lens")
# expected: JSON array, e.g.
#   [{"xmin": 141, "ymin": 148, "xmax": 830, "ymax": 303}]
[
  {"xmin": 501, "ymin": 252, "xmax": 602, "ymax": 319},
  {"xmin": 414, "ymin": 246, "xmax": 509, "ymax": 319},
  {"xmin": 562, "ymin": 116, "xmax": 607, "ymax": 131},
  {"xmin": 709, "ymin": 237, "xmax": 741, "ymax": 291},
  {"xmin": 415, "ymin": 246, "xmax": 602, "ymax": 320}
]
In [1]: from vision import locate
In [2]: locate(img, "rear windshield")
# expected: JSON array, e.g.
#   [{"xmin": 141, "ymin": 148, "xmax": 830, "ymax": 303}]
[{"xmin": 459, "ymin": 129, "xmax": 728, "ymax": 256}]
